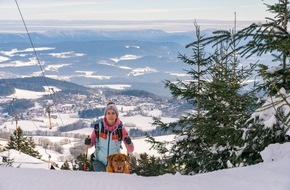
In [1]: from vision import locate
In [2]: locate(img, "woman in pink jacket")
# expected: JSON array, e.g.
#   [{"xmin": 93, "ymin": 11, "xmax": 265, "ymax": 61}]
[{"xmin": 89, "ymin": 102, "xmax": 134, "ymax": 172}]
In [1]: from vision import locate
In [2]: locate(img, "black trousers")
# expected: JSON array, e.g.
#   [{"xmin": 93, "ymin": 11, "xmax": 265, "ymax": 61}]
[{"xmin": 92, "ymin": 159, "xmax": 106, "ymax": 172}]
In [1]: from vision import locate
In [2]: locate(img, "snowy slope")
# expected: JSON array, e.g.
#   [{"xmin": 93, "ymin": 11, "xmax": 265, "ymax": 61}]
[
  {"xmin": 0, "ymin": 157, "xmax": 289, "ymax": 190},
  {"xmin": 0, "ymin": 149, "xmax": 48, "ymax": 169}
]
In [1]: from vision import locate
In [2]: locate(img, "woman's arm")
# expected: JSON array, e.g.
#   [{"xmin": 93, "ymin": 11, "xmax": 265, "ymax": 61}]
[
  {"xmin": 89, "ymin": 130, "xmax": 97, "ymax": 148},
  {"xmin": 122, "ymin": 127, "xmax": 134, "ymax": 152}
]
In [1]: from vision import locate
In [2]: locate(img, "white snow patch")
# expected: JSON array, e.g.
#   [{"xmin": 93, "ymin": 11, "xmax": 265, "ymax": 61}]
[
  {"xmin": 111, "ymin": 54, "xmax": 142, "ymax": 63},
  {"xmin": 128, "ymin": 67, "xmax": 157, "ymax": 76}
]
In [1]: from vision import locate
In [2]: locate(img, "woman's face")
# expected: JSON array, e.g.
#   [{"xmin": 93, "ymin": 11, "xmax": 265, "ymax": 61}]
[{"xmin": 105, "ymin": 109, "xmax": 117, "ymax": 125}]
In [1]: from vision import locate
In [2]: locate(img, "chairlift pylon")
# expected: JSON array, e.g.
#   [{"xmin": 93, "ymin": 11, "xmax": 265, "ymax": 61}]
[{"xmin": 46, "ymin": 104, "xmax": 54, "ymax": 129}]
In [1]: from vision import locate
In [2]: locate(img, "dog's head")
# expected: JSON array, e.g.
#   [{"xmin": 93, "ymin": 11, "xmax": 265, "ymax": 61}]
[{"xmin": 107, "ymin": 153, "xmax": 129, "ymax": 173}]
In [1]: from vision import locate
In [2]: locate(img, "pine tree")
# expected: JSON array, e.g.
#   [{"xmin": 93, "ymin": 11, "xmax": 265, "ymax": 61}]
[
  {"xmin": 197, "ymin": 1, "xmax": 290, "ymax": 96},
  {"xmin": 234, "ymin": 1, "xmax": 290, "ymax": 141},
  {"xmin": 222, "ymin": 0, "xmax": 290, "ymax": 153},
  {"xmin": 61, "ymin": 160, "xmax": 71, "ymax": 170},
  {"xmin": 149, "ymin": 1, "xmax": 290, "ymax": 174},
  {"xmin": 148, "ymin": 21, "xmax": 260, "ymax": 174},
  {"xmin": 5, "ymin": 127, "xmax": 41, "ymax": 159},
  {"xmin": 6, "ymin": 127, "xmax": 24, "ymax": 151},
  {"xmin": 131, "ymin": 153, "xmax": 174, "ymax": 176},
  {"xmin": 235, "ymin": 0, "xmax": 290, "ymax": 96},
  {"xmin": 73, "ymin": 153, "xmax": 92, "ymax": 171},
  {"xmin": 26, "ymin": 137, "xmax": 41, "ymax": 159}
]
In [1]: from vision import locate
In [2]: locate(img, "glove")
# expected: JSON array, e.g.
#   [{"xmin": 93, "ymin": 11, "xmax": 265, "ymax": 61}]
[
  {"xmin": 90, "ymin": 153, "xmax": 95, "ymax": 161},
  {"xmin": 127, "ymin": 152, "xmax": 133, "ymax": 157},
  {"xmin": 84, "ymin": 136, "xmax": 91, "ymax": 145},
  {"xmin": 124, "ymin": 136, "xmax": 132, "ymax": 144}
]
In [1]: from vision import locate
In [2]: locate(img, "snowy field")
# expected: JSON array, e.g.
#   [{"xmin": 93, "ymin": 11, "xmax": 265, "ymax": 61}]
[{"xmin": 0, "ymin": 143, "xmax": 290, "ymax": 190}]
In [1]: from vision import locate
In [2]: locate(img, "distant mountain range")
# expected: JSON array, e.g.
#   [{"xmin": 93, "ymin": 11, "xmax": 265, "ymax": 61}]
[
  {"xmin": 0, "ymin": 29, "xmax": 204, "ymax": 96},
  {"xmin": 0, "ymin": 76, "xmax": 91, "ymax": 96},
  {"xmin": 0, "ymin": 76, "xmax": 162, "ymax": 99},
  {"xmin": 0, "ymin": 29, "xmax": 196, "ymax": 44}
]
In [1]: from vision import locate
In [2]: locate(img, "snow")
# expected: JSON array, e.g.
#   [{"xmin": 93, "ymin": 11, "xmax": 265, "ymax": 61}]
[
  {"xmin": 111, "ymin": 54, "xmax": 142, "ymax": 63},
  {"xmin": 2, "ymin": 113, "xmax": 80, "ymax": 132},
  {"xmin": 0, "ymin": 144, "xmax": 290, "ymax": 190},
  {"xmin": 7, "ymin": 88, "xmax": 51, "ymax": 99},
  {"xmin": 0, "ymin": 47, "xmax": 54, "ymax": 57},
  {"xmin": 261, "ymin": 143, "xmax": 290, "ymax": 162},
  {"xmin": 250, "ymin": 88, "xmax": 290, "ymax": 136},
  {"xmin": 48, "ymin": 51, "xmax": 85, "ymax": 58},
  {"xmin": 128, "ymin": 67, "xmax": 158, "ymax": 76},
  {"xmin": 88, "ymin": 84, "xmax": 132, "ymax": 90},
  {"xmin": 166, "ymin": 71, "xmax": 189, "ymax": 77},
  {"xmin": 45, "ymin": 63, "xmax": 70, "ymax": 72},
  {"xmin": 121, "ymin": 114, "xmax": 178, "ymax": 131},
  {"xmin": 0, "ymin": 149, "xmax": 48, "ymax": 169},
  {"xmin": 0, "ymin": 135, "xmax": 290, "ymax": 190},
  {"xmin": 0, "ymin": 55, "xmax": 9, "ymax": 62},
  {"xmin": 130, "ymin": 135, "xmax": 174, "ymax": 156},
  {"xmin": 6, "ymin": 87, "xmax": 61, "ymax": 100}
]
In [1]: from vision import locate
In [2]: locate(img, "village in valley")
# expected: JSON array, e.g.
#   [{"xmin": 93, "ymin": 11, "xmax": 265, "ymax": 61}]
[{"xmin": 0, "ymin": 86, "xmax": 184, "ymax": 169}]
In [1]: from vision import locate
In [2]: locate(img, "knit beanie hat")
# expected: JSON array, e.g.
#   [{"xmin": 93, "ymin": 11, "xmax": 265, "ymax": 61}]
[{"xmin": 104, "ymin": 102, "xmax": 119, "ymax": 117}]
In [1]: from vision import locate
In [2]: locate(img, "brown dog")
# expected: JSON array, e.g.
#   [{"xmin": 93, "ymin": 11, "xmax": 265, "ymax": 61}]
[{"xmin": 106, "ymin": 153, "xmax": 130, "ymax": 174}]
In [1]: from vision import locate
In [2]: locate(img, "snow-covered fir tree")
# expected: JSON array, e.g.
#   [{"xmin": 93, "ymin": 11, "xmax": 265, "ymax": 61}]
[
  {"xmin": 5, "ymin": 127, "xmax": 41, "ymax": 159},
  {"xmin": 148, "ymin": 0, "xmax": 290, "ymax": 175}
]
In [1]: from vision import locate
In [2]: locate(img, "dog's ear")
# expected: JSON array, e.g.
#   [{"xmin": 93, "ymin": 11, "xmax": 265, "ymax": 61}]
[{"xmin": 107, "ymin": 154, "xmax": 113, "ymax": 162}]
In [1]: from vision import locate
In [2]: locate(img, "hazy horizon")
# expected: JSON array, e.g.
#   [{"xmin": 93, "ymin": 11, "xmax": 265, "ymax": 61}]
[
  {"xmin": 2, "ymin": 0, "xmax": 275, "ymax": 21},
  {"xmin": 0, "ymin": 19, "xmax": 259, "ymax": 33},
  {"xmin": 1, "ymin": 0, "xmax": 276, "ymax": 33}
]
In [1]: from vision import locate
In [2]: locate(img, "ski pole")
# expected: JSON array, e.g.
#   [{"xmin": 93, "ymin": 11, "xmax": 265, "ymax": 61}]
[
  {"xmin": 84, "ymin": 136, "xmax": 91, "ymax": 171},
  {"xmin": 124, "ymin": 137, "xmax": 132, "ymax": 173}
]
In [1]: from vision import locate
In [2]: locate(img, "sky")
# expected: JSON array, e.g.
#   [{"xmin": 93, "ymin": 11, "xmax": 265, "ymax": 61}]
[
  {"xmin": 0, "ymin": 0, "xmax": 278, "ymax": 32},
  {"xmin": 1, "ymin": 0, "xmax": 277, "ymax": 21}
]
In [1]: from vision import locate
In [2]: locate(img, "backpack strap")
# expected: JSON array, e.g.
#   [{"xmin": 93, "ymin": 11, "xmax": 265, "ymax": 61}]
[
  {"xmin": 116, "ymin": 122, "xmax": 123, "ymax": 142},
  {"xmin": 94, "ymin": 122, "xmax": 100, "ymax": 141},
  {"xmin": 94, "ymin": 121, "xmax": 123, "ymax": 142}
]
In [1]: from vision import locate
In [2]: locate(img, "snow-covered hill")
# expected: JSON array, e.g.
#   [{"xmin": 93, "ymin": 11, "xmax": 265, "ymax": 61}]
[{"xmin": 1, "ymin": 143, "xmax": 290, "ymax": 190}]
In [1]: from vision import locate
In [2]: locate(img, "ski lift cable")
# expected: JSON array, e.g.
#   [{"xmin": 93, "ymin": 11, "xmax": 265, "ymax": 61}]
[
  {"xmin": 15, "ymin": 0, "xmax": 59, "ymax": 105},
  {"xmin": 14, "ymin": 0, "xmax": 50, "ymax": 89},
  {"xmin": 15, "ymin": 0, "xmax": 65, "ymax": 128},
  {"xmin": 14, "ymin": 0, "xmax": 54, "ymax": 101},
  {"xmin": 48, "ymin": 88, "xmax": 65, "ymax": 127},
  {"xmin": 10, "ymin": 99, "xmax": 40, "ymax": 131}
]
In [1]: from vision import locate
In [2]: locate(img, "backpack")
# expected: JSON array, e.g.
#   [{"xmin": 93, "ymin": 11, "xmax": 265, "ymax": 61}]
[
  {"xmin": 90, "ymin": 121, "xmax": 124, "ymax": 163},
  {"xmin": 94, "ymin": 121, "xmax": 123, "ymax": 142}
]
